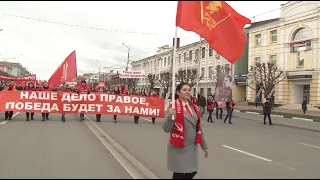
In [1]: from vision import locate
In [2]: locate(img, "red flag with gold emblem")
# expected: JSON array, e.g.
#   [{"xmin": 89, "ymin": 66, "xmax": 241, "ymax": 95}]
[{"xmin": 176, "ymin": 1, "xmax": 251, "ymax": 63}]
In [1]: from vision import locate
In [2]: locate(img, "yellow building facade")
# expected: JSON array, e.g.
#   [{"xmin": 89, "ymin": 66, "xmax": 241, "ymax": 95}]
[{"xmin": 247, "ymin": 1, "xmax": 320, "ymax": 106}]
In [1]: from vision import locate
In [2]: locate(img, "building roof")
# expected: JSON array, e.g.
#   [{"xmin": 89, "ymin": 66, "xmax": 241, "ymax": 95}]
[{"xmin": 248, "ymin": 18, "xmax": 280, "ymax": 29}]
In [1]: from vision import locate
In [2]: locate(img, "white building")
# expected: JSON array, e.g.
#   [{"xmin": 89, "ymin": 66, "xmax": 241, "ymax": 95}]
[{"xmin": 131, "ymin": 40, "xmax": 235, "ymax": 97}]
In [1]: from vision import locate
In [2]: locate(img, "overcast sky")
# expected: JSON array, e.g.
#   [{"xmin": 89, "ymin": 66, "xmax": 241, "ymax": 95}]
[{"xmin": 0, "ymin": 1, "xmax": 288, "ymax": 80}]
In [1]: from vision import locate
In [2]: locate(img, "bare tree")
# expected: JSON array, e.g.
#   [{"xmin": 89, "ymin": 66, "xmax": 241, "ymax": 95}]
[
  {"xmin": 146, "ymin": 74, "xmax": 157, "ymax": 91},
  {"xmin": 176, "ymin": 68, "xmax": 197, "ymax": 88},
  {"xmin": 127, "ymin": 79, "xmax": 138, "ymax": 92},
  {"xmin": 248, "ymin": 62, "xmax": 287, "ymax": 97},
  {"xmin": 159, "ymin": 71, "xmax": 172, "ymax": 97}
]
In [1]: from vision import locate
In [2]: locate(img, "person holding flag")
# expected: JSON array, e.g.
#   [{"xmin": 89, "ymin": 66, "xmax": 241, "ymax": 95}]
[
  {"xmin": 150, "ymin": 89, "xmax": 160, "ymax": 125},
  {"xmin": 133, "ymin": 89, "xmax": 141, "ymax": 124}
]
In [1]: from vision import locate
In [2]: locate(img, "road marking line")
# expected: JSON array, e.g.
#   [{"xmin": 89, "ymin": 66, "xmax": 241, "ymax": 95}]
[
  {"xmin": 233, "ymin": 110, "xmax": 240, "ymax": 113},
  {"xmin": 292, "ymin": 117, "xmax": 313, "ymax": 121},
  {"xmin": 273, "ymin": 162, "xmax": 296, "ymax": 170},
  {"xmin": 222, "ymin": 145, "xmax": 272, "ymax": 162},
  {"xmin": 271, "ymin": 114, "xmax": 283, "ymax": 118},
  {"xmin": 246, "ymin": 111, "xmax": 260, "ymax": 115},
  {"xmin": 0, "ymin": 112, "xmax": 20, "ymax": 125},
  {"xmin": 300, "ymin": 143, "xmax": 320, "ymax": 149},
  {"xmin": 84, "ymin": 115, "xmax": 158, "ymax": 179},
  {"xmin": 142, "ymin": 118, "xmax": 154, "ymax": 123}
]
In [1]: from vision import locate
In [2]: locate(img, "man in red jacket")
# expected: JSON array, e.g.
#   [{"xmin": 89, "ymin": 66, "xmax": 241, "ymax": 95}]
[
  {"xmin": 150, "ymin": 89, "xmax": 160, "ymax": 124},
  {"xmin": 25, "ymin": 82, "xmax": 36, "ymax": 121},
  {"xmin": 60, "ymin": 82, "xmax": 70, "ymax": 122},
  {"xmin": 77, "ymin": 80, "xmax": 90, "ymax": 121},
  {"xmin": 207, "ymin": 95, "xmax": 214, "ymax": 123}
]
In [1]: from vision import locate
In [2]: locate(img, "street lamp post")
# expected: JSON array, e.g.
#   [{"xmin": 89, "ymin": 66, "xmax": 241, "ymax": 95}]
[
  {"xmin": 122, "ymin": 43, "xmax": 130, "ymax": 71},
  {"xmin": 96, "ymin": 60, "xmax": 102, "ymax": 82}
]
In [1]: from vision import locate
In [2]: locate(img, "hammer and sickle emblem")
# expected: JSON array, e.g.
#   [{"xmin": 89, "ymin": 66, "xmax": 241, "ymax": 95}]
[
  {"xmin": 206, "ymin": 1, "xmax": 222, "ymax": 14},
  {"xmin": 174, "ymin": 123, "xmax": 183, "ymax": 132}
]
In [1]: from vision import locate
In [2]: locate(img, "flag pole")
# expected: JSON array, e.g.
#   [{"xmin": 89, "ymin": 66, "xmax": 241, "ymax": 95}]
[
  {"xmin": 196, "ymin": 36, "xmax": 202, "ymax": 97},
  {"xmin": 171, "ymin": 26, "xmax": 178, "ymax": 120}
]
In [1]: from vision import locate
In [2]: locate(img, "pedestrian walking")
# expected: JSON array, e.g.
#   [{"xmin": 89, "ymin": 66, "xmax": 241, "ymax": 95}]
[
  {"xmin": 113, "ymin": 86, "xmax": 121, "ymax": 123},
  {"xmin": 263, "ymin": 98, "xmax": 273, "ymax": 125},
  {"xmin": 162, "ymin": 82, "xmax": 208, "ymax": 179},
  {"xmin": 77, "ymin": 80, "xmax": 90, "ymax": 121},
  {"xmin": 133, "ymin": 89, "xmax": 141, "ymax": 124},
  {"xmin": 150, "ymin": 89, "xmax": 160, "ymax": 124},
  {"xmin": 224, "ymin": 101, "xmax": 233, "ymax": 124},
  {"xmin": 198, "ymin": 93, "xmax": 206, "ymax": 118},
  {"xmin": 215, "ymin": 101, "xmax": 223, "ymax": 119},
  {"xmin": 95, "ymin": 87, "xmax": 104, "ymax": 122},
  {"xmin": 4, "ymin": 80, "xmax": 16, "ymax": 120},
  {"xmin": 206, "ymin": 95, "xmax": 214, "ymax": 123},
  {"xmin": 60, "ymin": 82, "xmax": 70, "ymax": 122},
  {"xmin": 302, "ymin": 97, "xmax": 307, "ymax": 114},
  {"xmin": 41, "ymin": 82, "xmax": 52, "ymax": 121},
  {"xmin": 25, "ymin": 82, "xmax": 36, "ymax": 121}
]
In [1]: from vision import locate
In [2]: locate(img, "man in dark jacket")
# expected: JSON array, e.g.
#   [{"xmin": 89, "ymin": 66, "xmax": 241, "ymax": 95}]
[
  {"xmin": 198, "ymin": 93, "xmax": 206, "ymax": 118},
  {"xmin": 302, "ymin": 97, "xmax": 307, "ymax": 114},
  {"xmin": 263, "ymin": 98, "xmax": 273, "ymax": 125}
]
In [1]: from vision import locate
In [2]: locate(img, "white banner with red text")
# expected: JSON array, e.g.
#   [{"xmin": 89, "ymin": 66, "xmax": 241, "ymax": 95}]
[
  {"xmin": 0, "ymin": 91, "xmax": 165, "ymax": 118},
  {"xmin": 119, "ymin": 71, "xmax": 146, "ymax": 79}
]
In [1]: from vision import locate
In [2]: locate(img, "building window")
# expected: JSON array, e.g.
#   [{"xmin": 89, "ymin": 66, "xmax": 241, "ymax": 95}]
[
  {"xmin": 225, "ymin": 64, "xmax": 230, "ymax": 74},
  {"xmin": 270, "ymin": 30, "xmax": 277, "ymax": 43},
  {"xmin": 216, "ymin": 65, "xmax": 221, "ymax": 74},
  {"xmin": 164, "ymin": 57, "xmax": 166, "ymax": 66},
  {"xmin": 297, "ymin": 51, "xmax": 304, "ymax": 67},
  {"xmin": 255, "ymin": 34, "xmax": 261, "ymax": 46},
  {"xmin": 208, "ymin": 66, "xmax": 213, "ymax": 78},
  {"xmin": 255, "ymin": 57, "xmax": 261, "ymax": 64},
  {"xmin": 201, "ymin": 67, "xmax": 205, "ymax": 78},
  {"xmin": 291, "ymin": 28, "xmax": 312, "ymax": 52},
  {"xmin": 184, "ymin": 52, "xmax": 187, "ymax": 62},
  {"xmin": 178, "ymin": 54, "xmax": 181, "ymax": 63},
  {"xmin": 158, "ymin": 59, "xmax": 160, "ymax": 67},
  {"xmin": 195, "ymin": 49, "xmax": 200, "ymax": 60},
  {"xmin": 201, "ymin": 47, "xmax": 205, "ymax": 58},
  {"xmin": 207, "ymin": 88, "xmax": 212, "ymax": 96},
  {"xmin": 189, "ymin": 50, "xmax": 193, "ymax": 61},
  {"xmin": 168, "ymin": 56, "xmax": 171, "ymax": 65},
  {"xmin": 270, "ymin": 55, "xmax": 276, "ymax": 65},
  {"xmin": 209, "ymin": 48, "xmax": 213, "ymax": 57}
]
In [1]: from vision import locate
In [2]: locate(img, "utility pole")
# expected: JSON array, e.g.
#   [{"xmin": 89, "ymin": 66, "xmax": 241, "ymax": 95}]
[{"xmin": 196, "ymin": 36, "xmax": 202, "ymax": 96}]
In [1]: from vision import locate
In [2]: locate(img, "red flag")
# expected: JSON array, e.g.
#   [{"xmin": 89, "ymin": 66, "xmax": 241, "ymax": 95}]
[
  {"xmin": 48, "ymin": 50, "xmax": 77, "ymax": 88},
  {"xmin": 176, "ymin": 1, "xmax": 251, "ymax": 63}
]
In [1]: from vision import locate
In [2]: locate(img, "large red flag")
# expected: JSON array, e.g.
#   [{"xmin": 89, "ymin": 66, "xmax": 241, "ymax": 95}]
[
  {"xmin": 176, "ymin": 1, "xmax": 251, "ymax": 63},
  {"xmin": 48, "ymin": 50, "xmax": 77, "ymax": 88}
]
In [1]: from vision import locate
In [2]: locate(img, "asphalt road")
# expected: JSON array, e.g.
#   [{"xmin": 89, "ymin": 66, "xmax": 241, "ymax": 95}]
[
  {"xmin": 86, "ymin": 112, "xmax": 320, "ymax": 179},
  {"xmin": 0, "ymin": 112, "xmax": 132, "ymax": 179}
]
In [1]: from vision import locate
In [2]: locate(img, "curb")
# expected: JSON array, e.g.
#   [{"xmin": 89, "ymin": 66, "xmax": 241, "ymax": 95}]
[
  {"xmin": 236, "ymin": 109, "xmax": 318, "ymax": 122},
  {"xmin": 84, "ymin": 115, "xmax": 158, "ymax": 179},
  {"xmin": 234, "ymin": 110, "xmax": 320, "ymax": 133}
]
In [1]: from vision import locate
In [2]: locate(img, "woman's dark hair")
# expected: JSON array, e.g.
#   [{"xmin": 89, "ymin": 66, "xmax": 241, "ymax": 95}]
[{"xmin": 176, "ymin": 82, "xmax": 190, "ymax": 92}]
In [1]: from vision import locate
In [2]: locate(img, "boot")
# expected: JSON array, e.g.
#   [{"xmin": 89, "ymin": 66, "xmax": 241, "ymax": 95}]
[
  {"xmin": 113, "ymin": 115, "xmax": 117, "ymax": 123},
  {"xmin": 42, "ymin": 113, "xmax": 45, "ymax": 121}
]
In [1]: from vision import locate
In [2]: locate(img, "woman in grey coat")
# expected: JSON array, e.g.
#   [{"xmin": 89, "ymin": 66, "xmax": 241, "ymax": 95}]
[{"xmin": 162, "ymin": 82, "xmax": 209, "ymax": 179}]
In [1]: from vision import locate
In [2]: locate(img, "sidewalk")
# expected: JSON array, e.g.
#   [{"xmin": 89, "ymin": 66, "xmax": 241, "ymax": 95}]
[{"xmin": 235, "ymin": 102, "xmax": 320, "ymax": 122}]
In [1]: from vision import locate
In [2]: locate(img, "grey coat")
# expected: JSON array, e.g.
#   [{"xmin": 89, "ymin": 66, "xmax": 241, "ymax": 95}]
[{"xmin": 162, "ymin": 105, "xmax": 208, "ymax": 173}]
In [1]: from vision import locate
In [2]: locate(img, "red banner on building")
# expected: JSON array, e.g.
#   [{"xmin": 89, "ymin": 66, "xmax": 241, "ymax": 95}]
[{"xmin": 0, "ymin": 91, "xmax": 165, "ymax": 118}]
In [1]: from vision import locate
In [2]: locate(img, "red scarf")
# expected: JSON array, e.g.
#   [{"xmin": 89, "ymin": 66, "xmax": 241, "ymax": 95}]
[{"xmin": 170, "ymin": 98, "xmax": 202, "ymax": 148}]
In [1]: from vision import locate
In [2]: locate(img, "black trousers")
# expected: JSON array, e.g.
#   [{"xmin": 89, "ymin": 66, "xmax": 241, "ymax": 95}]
[
  {"xmin": 207, "ymin": 110, "xmax": 213, "ymax": 123},
  {"xmin": 152, "ymin": 118, "xmax": 156, "ymax": 124},
  {"xmin": 5, "ymin": 111, "xmax": 13, "ymax": 120},
  {"xmin": 96, "ymin": 114, "xmax": 101, "ymax": 121},
  {"xmin": 172, "ymin": 171, "xmax": 197, "ymax": 179},
  {"xmin": 216, "ymin": 108, "xmax": 223, "ymax": 119},
  {"xmin": 41, "ymin": 113, "xmax": 49, "ymax": 120},
  {"xmin": 263, "ymin": 113, "xmax": 272, "ymax": 124},
  {"xmin": 26, "ymin": 112, "xmax": 34, "ymax": 119},
  {"xmin": 134, "ymin": 116, "xmax": 139, "ymax": 124},
  {"xmin": 113, "ymin": 115, "xmax": 117, "ymax": 120}
]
